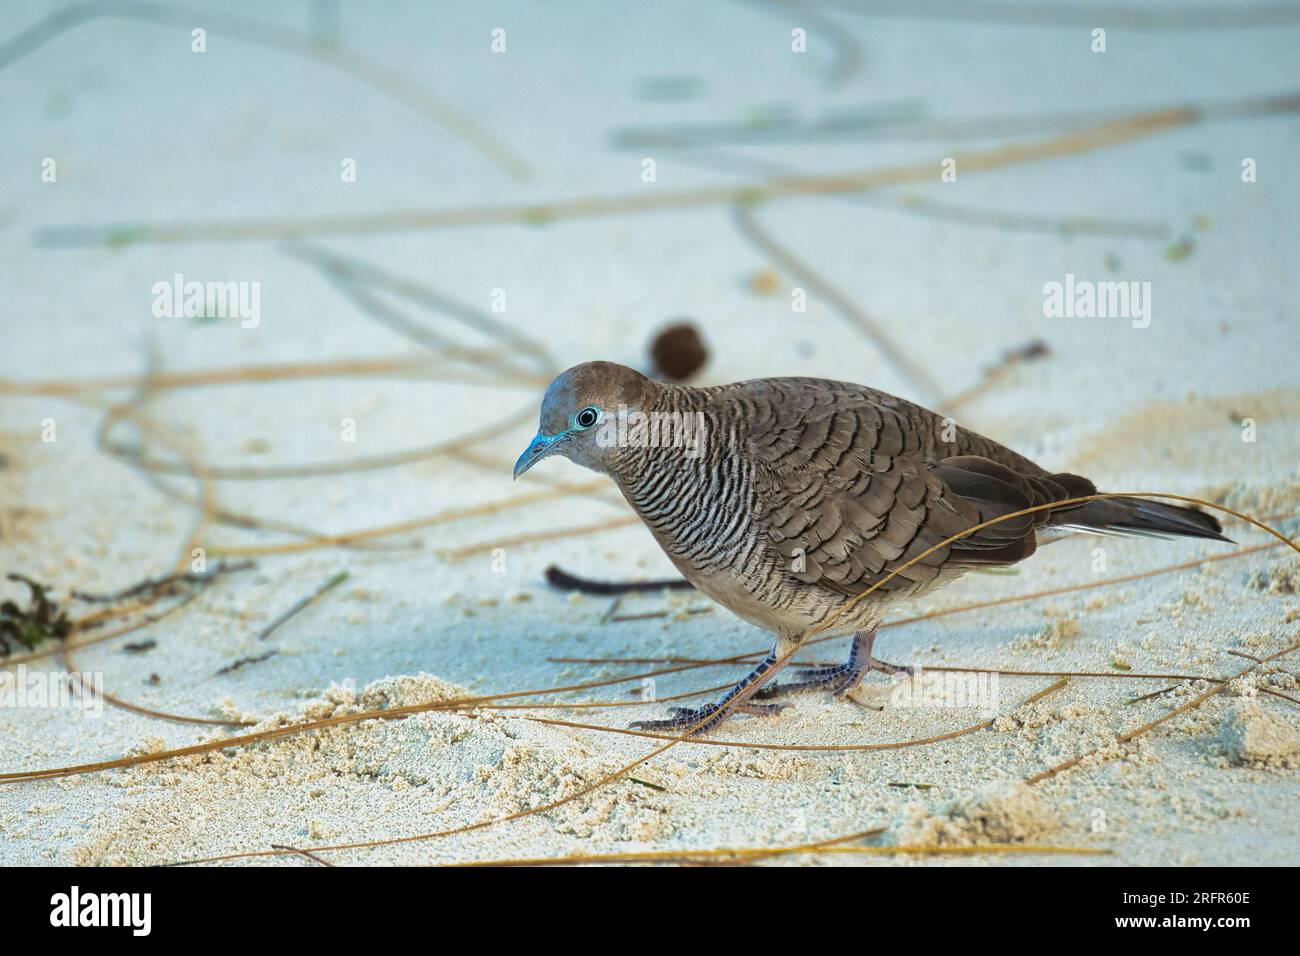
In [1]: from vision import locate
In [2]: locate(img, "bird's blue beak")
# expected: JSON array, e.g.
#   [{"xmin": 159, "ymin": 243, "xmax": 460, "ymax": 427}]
[{"xmin": 513, "ymin": 431, "xmax": 567, "ymax": 480}]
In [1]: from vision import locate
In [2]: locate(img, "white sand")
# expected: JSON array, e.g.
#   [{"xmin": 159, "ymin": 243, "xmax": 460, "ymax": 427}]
[{"xmin": 1, "ymin": 1, "xmax": 1298, "ymax": 865}]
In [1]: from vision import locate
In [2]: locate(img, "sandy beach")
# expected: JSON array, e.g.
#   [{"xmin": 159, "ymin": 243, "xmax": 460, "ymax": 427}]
[{"xmin": 1, "ymin": 0, "xmax": 1298, "ymax": 867}]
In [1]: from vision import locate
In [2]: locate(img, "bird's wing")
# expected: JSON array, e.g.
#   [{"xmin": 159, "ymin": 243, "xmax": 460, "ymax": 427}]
[{"xmin": 741, "ymin": 381, "xmax": 1091, "ymax": 596}]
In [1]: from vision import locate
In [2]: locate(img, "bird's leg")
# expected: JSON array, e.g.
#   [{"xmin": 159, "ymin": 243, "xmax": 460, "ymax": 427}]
[
  {"xmin": 756, "ymin": 628, "xmax": 910, "ymax": 699},
  {"xmin": 629, "ymin": 638, "xmax": 797, "ymax": 736}
]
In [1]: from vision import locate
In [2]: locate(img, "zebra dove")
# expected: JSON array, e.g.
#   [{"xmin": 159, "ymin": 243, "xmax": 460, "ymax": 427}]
[{"xmin": 514, "ymin": 362, "xmax": 1228, "ymax": 734}]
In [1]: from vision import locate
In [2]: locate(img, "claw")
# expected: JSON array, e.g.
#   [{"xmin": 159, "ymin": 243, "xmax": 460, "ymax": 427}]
[
  {"xmin": 868, "ymin": 657, "xmax": 911, "ymax": 678},
  {"xmin": 757, "ymin": 629, "xmax": 911, "ymax": 701},
  {"xmin": 755, "ymin": 663, "xmax": 854, "ymax": 698},
  {"xmin": 626, "ymin": 630, "xmax": 910, "ymax": 733},
  {"xmin": 631, "ymin": 700, "xmax": 788, "ymax": 735}
]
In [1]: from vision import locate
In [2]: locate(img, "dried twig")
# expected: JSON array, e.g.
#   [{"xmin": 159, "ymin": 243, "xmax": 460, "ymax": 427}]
[
  {"xmin": 270, "ymin": 844, "xmax": 336, "ymax": 867},
  {"xmin": 215, "ymin": 650, "xmax": 279, "ymax": 676},
  {"xmin": 256, "ymin": 571, "xmax": 349, "ymax": 642},
  {"xmin": 544, "ymin": 565, "xmax": 693, "ymax": 595},
  {"xmin": 37, "ymin": 91, "xmax": 1300, "ymax": 246},
  {"xmin": 69, "ymin": 560, "xmax": 253, "ymax": 603}
]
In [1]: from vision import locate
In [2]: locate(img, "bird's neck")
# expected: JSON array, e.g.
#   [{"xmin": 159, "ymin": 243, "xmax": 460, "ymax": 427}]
[
  {"xmin": 606, "ymin": 385, "xmax": 759, "ymax": 572},
  {"xmin": 606, "ymin": 384, "xmax": 749, "ymax": 501},
  {"xmin": 603, "ymin": 385, "xmax": 712, "ymax": 484}
]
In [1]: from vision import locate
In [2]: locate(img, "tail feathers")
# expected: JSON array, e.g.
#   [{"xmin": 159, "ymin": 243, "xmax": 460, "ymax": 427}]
[{"xmin": 1055, "ymin": 495, "xmax": 1232, "ymax": 543}]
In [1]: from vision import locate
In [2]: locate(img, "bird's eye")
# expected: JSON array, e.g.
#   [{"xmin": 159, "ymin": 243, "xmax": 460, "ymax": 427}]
[{"xmin": 574, "ymin": 406, "xmax": 600, "ymax": 429}]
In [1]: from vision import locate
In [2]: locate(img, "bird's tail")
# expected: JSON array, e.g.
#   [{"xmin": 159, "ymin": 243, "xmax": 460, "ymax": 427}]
[{"xmin": 1051, "ymin": 492, "xmax": 1232, "ymax": 543}]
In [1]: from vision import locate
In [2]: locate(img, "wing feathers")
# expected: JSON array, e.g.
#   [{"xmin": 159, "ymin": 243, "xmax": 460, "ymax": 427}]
[{"xmin": 744, "ymin": 381, "xmax": 1092, "ymax": 597}]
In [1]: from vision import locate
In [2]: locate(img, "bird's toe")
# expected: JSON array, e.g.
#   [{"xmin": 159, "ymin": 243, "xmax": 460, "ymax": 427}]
[{"xmin": 629, "ymin": 699, "xmax": 787, "ymax": 734}]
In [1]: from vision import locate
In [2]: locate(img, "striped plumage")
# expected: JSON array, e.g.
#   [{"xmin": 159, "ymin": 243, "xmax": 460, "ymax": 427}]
[{"xmin": 515, "ymin": 361, "xmax": 1228, "ymax": 733}]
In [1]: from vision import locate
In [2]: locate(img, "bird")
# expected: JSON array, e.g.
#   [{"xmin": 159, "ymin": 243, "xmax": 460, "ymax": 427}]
[{"xmin": 514, "ymin": 361, "xmax": 1229, "ymax": 735}]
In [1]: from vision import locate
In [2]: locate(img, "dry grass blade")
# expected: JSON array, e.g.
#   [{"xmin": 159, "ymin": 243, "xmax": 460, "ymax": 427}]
[
  {"xmin": 1024, "ymin": 640, "xmax": 1300, "ymax": 786},
  {"xmin": 283, "ymin": 243, "xmax": 556, "ymax": 372},
  {"xmin": 106, "ymin": 403, "xmax": 539, "ymax": 481},
  {"xmin": 36, "ymin": 91, "xmax": 1300, "ymax": 246},
  {"xmin": 446, "ymin": 841, "xmax": 1110, "ymax": 866},
  {"xmin": 254, "ymin": 571, "xmax": 349, "ymax": 642},
  {"xmin": 269, "ymin": 844, "xmax": 336, "ymax": 867},
  {"xmin": 0, "ymin": 355, "xmax": 443, "ymax": 397},
  {"xmin": 516, "ymin": 677, "xmax": 1067, "ymax": 751},
  {"xmin": 814, "ymin": 844, "xmax": 1111, "ymax": 857},
  {"xmin": 439, "ymin": 828, "xmax": 887, "ymax": 867}
]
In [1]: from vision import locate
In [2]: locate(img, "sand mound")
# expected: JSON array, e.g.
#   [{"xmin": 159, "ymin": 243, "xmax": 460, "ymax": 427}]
[
  {"xmin": 1218, "ymin": 702, "xmax": 1300, "ymax": 769},
  {"xmin": 357, "ymin": 672, "xmax": 469, "ymax": 711},
  {"xmin": 1250, "ymin": 559, "xmax": 1300, "ymax": 595},
  {"xmin": 893, "ymin": 784, "xmax": 1060, "ymax": 847},
  {"xmin": 69, "ymin": 673, "xmax": 658, "ymax": 866}
]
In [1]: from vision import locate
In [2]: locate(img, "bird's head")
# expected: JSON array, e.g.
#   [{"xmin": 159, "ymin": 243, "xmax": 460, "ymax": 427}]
[{"xmin": 514, "ymin": 361, "xmax": 658, "ymax": 479}]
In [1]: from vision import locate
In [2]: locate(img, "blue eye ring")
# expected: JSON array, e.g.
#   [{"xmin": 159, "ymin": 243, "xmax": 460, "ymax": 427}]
[{"xmin": 573, "ymin": 406, "xmax": 601, "ymax": 430}]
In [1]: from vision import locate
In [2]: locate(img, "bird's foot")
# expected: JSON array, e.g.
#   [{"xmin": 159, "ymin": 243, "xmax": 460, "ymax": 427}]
[
  {"xmin": 865, "ymin": 655, "xmax": 913, "ymax": 678},
  {"xmin": 756, "ymin": 653, "xmax": 912, "ymax": 700},
  {"xmin": 630, "ymin": 700, "xmax": 789, "ymax": 736}
]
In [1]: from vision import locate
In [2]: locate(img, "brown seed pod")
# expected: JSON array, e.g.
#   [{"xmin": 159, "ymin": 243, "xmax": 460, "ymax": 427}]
[{"xmin": 648, "ymin": 321, "xmax": 709, "ymax": 381}]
